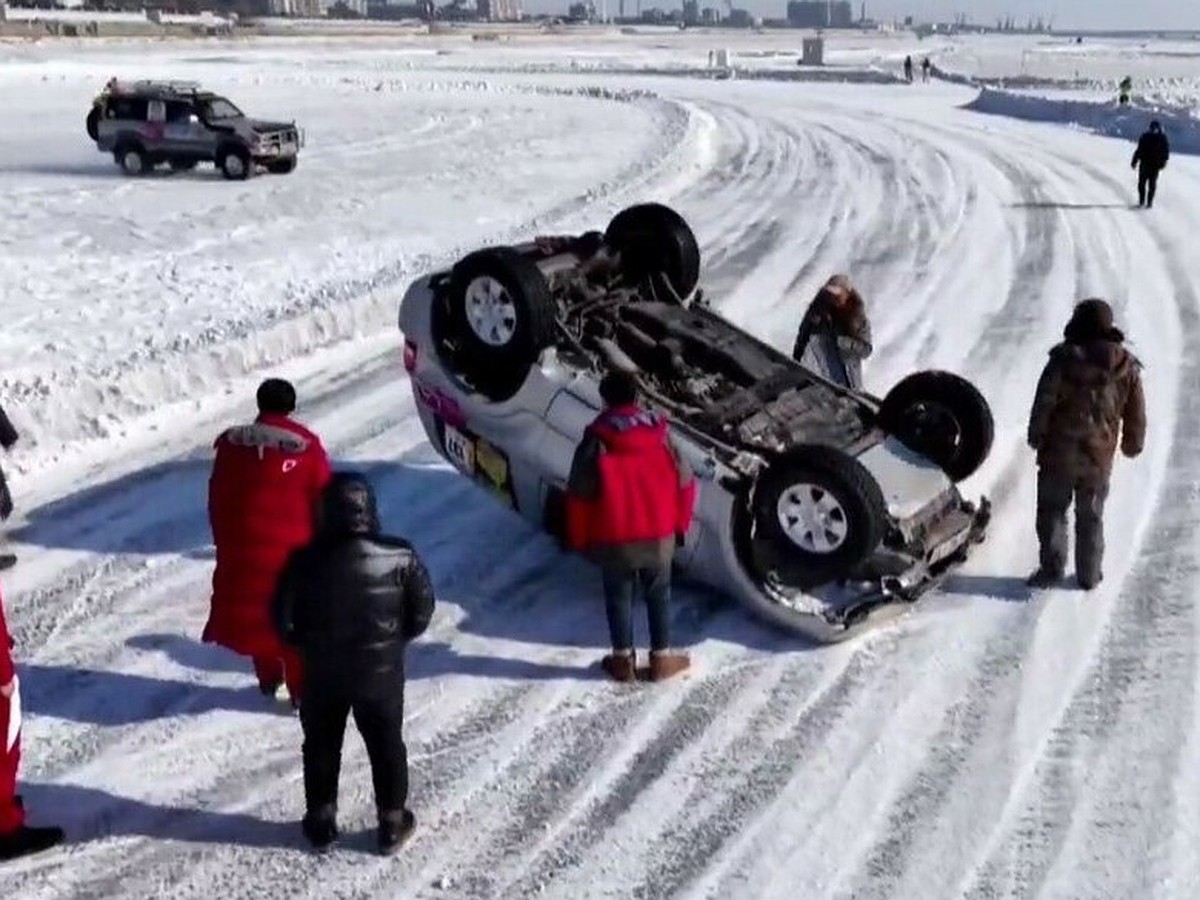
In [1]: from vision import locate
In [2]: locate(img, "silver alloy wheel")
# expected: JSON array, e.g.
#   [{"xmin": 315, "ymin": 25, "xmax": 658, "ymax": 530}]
[
  {"xmin": 464, "ymin": 275, "xmax": 517, "ymax": 347},
  {"xmin": 122, "ymin": 150, "xmax": 143, "ymax": 174},
  {"xmin": 224, "ymin": 153, "xmax": 245, "ymax": 178},
  {"xmin": 775, "ymin": 482, "xmax": 850, "ymax": 554}
]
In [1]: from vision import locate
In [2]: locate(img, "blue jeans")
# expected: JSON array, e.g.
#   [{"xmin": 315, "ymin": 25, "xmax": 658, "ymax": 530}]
[{"xmin": 601, "ymin": 565, "xmax": 672, "ymax": 652}]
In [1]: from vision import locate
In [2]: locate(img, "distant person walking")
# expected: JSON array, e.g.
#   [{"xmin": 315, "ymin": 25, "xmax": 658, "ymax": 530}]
[
  {"xmin": 1131, "ymin": 120, "xmax": 1170, "ymax": 209},
  {"xmin": 565, "ymin": 370, "xmax": 696, "ymax": 683},
  {"xmin": 1026, "ymin": 299, "xmax": 1145, "ymax": 590},
  {"xmin": 903, "ymin": 55, "xmax": 913, "ymax": 83},
  {"xmin": 0, "ymin": 404, "xmax": 17, "ymax": 572},
  {"xmin": 273, "ymin": 472, "xmax": 435, "ymax": 855},
  {"xmin": 204, "ymin": 378, "xmax": 332, "ymax": 708},
  {"xmin": 921, "ymin": 57, "xmax": 931, "ymax": 81}
]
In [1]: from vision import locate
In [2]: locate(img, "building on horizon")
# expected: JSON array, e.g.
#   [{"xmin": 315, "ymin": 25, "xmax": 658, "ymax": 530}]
[{"xmin": 785, "ymin": 0, "xmax": 851, "ymax": 28}]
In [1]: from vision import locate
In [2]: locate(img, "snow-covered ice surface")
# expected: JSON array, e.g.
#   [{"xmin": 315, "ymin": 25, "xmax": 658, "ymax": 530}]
[{"xmin": 3, "ymin": 29, "xmax": 1200, "ymax": 899}]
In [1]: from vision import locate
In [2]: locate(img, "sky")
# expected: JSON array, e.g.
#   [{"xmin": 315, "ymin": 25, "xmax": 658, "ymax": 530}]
[{"xmin": 525, "ymin": 0, "xmax": 1200, "ymax": 30}]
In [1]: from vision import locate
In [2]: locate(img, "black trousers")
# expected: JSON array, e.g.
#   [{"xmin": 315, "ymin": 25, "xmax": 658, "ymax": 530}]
[
  {"xmin": 1138, "ymin": 167, "xmax": 1161, "ymax": 206},
  {"xmin": 300, "ymin": 680, "xmax": 409, "ymax": 822}
]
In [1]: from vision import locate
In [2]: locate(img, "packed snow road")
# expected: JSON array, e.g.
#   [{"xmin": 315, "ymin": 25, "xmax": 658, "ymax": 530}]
[{"xmin": 3, "ymin": 40, "xmax": 1200, "ymax": 899}]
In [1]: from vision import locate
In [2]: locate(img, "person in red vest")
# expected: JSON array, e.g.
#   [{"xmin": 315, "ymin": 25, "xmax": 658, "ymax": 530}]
[
  {"xmin": 565, "ymin": 370, "xmax": 697, "ymax": 683},
  {"xmin": 204, "ymin": 378, "xmax": 331, "ymax": 708},
  {"xmin": 0, "ymin": 585, "xmax": 64, "ymax": 861}
]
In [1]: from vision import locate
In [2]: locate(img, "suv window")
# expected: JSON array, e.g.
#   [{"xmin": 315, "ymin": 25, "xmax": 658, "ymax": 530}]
[
  {"xmin": 106, "ymin": 96, "xmax": 149, "ymax": 120},
  {"xmin": 200, "ymin": 97, "xmax": 243, "ymax": 120},
  {"xmin": 165, "ymin": 100, "xmax": 194, "ymax": 122}
]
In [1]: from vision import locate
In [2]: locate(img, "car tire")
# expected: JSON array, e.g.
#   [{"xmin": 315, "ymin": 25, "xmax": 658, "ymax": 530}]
[
  {"xmin": 604, "ymin": 202, "xmax": 701, "ymax": 302},
  {"xmin": 751, "ymin": 444, "xmax": 888, "ymax": 589},
  {"xmin": 444, "ymin": 248, "xmax": 558, "ymax": 402},
  {"xmin": 878, "ymin": 370, "xmax": 994, "ymax": 482},
  {"xmin": 217, "ymin": 145, "xmax": 252, "ymax": 180},
  {"xmin": 86, "ymin": 107, "xmax": 100, "ymax": 141},
  {"xmin": 267, "ymin": 157, "xmax": 297, "ymax": 174},
  {"xmin": 115, "ymin": 143, "xmax": 149, "ymax": 177}
]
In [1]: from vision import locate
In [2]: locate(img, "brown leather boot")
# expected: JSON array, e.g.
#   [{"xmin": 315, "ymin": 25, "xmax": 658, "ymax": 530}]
[
  {"xmin": 649, "ymin": 650, "xmax": 690, "ymax": 682},
  {"xmin": 601, "ymin": 650, "xmax": 636, "ymax": 682}
]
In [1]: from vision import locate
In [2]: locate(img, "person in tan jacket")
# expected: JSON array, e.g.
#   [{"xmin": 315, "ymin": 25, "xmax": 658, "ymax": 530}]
[{"xmin": 1026, "ymin": 299, "xmax": 1146, "ymax": 589}]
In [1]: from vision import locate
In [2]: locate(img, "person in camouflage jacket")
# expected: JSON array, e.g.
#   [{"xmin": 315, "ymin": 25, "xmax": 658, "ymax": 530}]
[
  {"xmin": 791, "ymin": 274, "xmax": 873, "ymax": 391},
  {"xmin": 1026, "ymin": 299, "xmax": 1146, "ymax": 589}
]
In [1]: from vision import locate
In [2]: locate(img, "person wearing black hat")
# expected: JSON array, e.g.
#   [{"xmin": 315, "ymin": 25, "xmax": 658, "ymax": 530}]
[
  {"xmin": 204, "ymin": 377, "xmax": 332, "ymax": 708},
  {"xmin": 273, "ymin": 472, "xmax": 435, "ymax": 855},
  {"xmin": 1026, "ymin": 299, "xmax": 1146, "ymax": 589},
  {"xmin": 1132, "ymin": 120, "xmax": 1170, "ymax": 208}
]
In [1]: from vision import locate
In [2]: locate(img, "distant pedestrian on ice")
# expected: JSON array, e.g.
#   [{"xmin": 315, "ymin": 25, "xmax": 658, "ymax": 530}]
[
  {"xmin": 0, "ymin": 581, "xmax": 64, "ymax": 861},
  {"xmin": 0, "ymin": 403, "xmax": 18, "ymax": 572},
  {"xmin": 565, "ymin": 370, "xmax": 697, "ymax": 683},
  {"xmin": 273, "ymin": 472, "xmax": 435, "ymax": 854},
  {"xmin": 204, "ymin": 378, "xmax": 331, "ymax": 708},
  {"xmin": 1026, "ymin": 299, "xmax": 1145, "ymax": 590},
  {"xmin": 921, "ymin": 57, "xmax": 931, "ymax": 81},
  {"xmin": 903, "ymin": 55, "xmax": 913, "ymax": 82},
  {"xmin": 791, "ymin": 273, "xmax": 873, "ymax": 391},
  {"xmin": 1131, "ymin": 120, "xmax": 1170, "ymax": 209}
]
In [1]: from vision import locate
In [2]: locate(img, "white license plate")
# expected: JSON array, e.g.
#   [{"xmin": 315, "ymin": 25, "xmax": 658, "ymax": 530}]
[{"xmin": 443, "ymin": 425, "xmax": 475, "ymax": 474}]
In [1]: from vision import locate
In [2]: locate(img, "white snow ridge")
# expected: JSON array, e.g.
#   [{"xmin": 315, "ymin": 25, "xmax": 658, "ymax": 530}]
[{"xmin": 2, "ymin": 26, "xmax": 1200, "ymax": 900}]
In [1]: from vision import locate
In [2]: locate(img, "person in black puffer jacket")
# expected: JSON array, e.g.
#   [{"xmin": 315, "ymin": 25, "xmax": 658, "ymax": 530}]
[
  {"xmin": 272, "ymin": 471, "xmax": 436, "ymax": 855},
  {"xmin": 0, "ymin": 405, "xmax": 19, "ymax": 572}
]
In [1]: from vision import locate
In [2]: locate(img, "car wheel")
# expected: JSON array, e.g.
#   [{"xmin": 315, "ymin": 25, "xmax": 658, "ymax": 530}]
[
  {"xmin": 86, "ymin": 107, "xmax": 100, "ymax": 141},
  {"xmin": 751, "ymin": 444, "xmax": 887, "ymax": 589},
  {"xmin": 445, "ymin": 248, "xmax": 558, "ymax": 402},
  {"xmin": 878, "ymin": 370, "xmax": 994, "ymax": 482},
  {"xmin": 267, "ymin": 157, "xmax": 297, "ymax": 174},
  {"xmin": 604, "ymin": 202, "xmax": 701, "ymax": 302},
  {"xmin": 116, "ymin": 144, "xmax": 148, "ymax": 176},
  {"xmin": 217, "ymin": 145, "xmax": 251, "ymax": 180}
]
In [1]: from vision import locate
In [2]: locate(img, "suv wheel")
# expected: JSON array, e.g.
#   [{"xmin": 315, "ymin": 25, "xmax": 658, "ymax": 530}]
[
  {"xmin": 878, "ymin": 370, "xmax": 994, "ymax": 482},
  {"xmin": 749, "ymin": 444, "xmax": 888, "ymax": 589},
  {"xmin": 116, "ymin": 145, "xmax": 149, "ymax": 177},
  {"xmin": 218, "ymin": 146, "xmax": 252, "ymax": 181},
  {"xmin": 439, "ymin": 248, "xmax": 558, "ymax": 402}
]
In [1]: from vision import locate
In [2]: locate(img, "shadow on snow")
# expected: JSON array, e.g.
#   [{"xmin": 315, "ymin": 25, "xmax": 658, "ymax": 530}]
[
  {"xmin": 12, "ymin": 453, "xmax": 796, "ymax": 717},
  {"xmin": 18, "ymin": 781, "xmax": 306, "ymax": 853}
]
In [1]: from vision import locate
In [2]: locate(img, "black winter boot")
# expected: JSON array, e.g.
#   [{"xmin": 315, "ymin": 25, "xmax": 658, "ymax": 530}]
[
  {"xmin": 377, "ymin": 809, "xmax": 415, "ymax": 855},
  {"xmin": 0, "ymin": 824, "xmax": 65, "ymax": 861},
  {"xmin": 301, "ymin": 805, "xmax": 338, "ymax": 851}
]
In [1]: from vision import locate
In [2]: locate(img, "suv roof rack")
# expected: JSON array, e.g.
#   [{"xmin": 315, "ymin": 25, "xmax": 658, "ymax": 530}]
[{"xmin": 108, "ymin": 78, "xmax": 203, "ymax": 96}]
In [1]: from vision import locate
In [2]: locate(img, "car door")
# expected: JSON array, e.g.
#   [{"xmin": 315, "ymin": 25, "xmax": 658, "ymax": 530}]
[{"xmin": 161, "ymin": 99, "xmax": 207, "ymax": 159}]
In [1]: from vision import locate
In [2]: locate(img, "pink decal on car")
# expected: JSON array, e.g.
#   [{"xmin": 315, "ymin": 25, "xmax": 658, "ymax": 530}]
[{"xmin": 413, "ymin": 378, "xmax": 467, "ymax": 428}]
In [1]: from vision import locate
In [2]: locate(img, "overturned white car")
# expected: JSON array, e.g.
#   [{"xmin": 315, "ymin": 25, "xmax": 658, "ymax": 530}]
[{"xmin": 398, "ymin": 203, "xmax": 993, "ymax": 642}]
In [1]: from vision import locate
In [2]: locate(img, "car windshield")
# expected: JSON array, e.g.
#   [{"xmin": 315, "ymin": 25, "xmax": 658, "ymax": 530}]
[{"xmin": 202, "ymin": 97, "xmax": 243, "ymax": 120}]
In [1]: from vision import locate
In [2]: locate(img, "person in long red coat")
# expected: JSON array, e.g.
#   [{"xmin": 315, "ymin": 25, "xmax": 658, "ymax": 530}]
[
  {"xmin": 0, "ymin": 585, "xmax": 64, "ymax": 861},
  {"xmin": 204, "ymin": 378, "xmax": 331, "ymax": 707}
]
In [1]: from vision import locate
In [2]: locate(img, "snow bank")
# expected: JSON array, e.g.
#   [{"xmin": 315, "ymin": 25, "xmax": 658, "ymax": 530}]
[{"xmin": 964, "ymin": 86, "xmax": 1200, "ymax": 156}]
